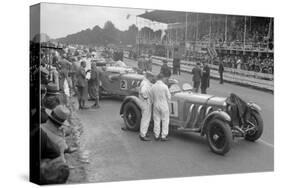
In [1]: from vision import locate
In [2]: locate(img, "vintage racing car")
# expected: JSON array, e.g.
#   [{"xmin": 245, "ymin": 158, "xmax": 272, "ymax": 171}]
[
  {"xmin": 119, "ymin": 83, "xmax": 263, "ymax": 155},
  {"xmin": 97, "ymin": 63, "xmax": 178, "ymax": 98},
  {"xmin": 74, "ymin": 57, "xmax": 178, "ymax": 98}
]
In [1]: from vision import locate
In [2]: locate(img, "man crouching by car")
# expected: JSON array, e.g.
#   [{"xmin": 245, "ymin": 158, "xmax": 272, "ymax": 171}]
[{"xmin": 139, "ymin": 71, "xmax": 154, "ymax": 141}]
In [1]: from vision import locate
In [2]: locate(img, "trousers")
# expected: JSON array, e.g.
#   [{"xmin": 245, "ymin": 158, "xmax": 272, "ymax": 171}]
[
  {"xmin": 219, "ymin": 72, "xmax": 224, "ymax": 84},
  {"xmin": 139, "ymin": 100, "xmax": 152, "ymax": 137},
  {"xmin": 153, "ymin": 106, "xmax": 169, "ymax": 138},
  {"xmin": 193, "ymin": 81, "xmax": 200, "ymax": 93}
]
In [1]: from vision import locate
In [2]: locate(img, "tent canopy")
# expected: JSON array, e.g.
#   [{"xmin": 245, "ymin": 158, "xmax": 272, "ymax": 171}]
[{"xmin": 138, "ymin": 10, "xmax": 187, "ymax": 24}]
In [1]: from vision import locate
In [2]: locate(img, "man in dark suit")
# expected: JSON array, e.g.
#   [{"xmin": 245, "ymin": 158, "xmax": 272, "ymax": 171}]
[
  {"xmin": 192, "ymin": 62, "xmax": 202, "ymax": 93},
  {"xmin": 160, "ymin": 60, "xmax": 171, "ymax": 78},
  {"xmin": 201, "ymin": 61, "xmax": 210, "ymax": 94},
  {"xmin": 219, "ymin": 60, "xmax": 224, "ymax": 84},
  {"xmin": 76, "ymin": 61, "xmax": 88, "ymax": 109},
  {"xmin": 173, "ymin": 48, "xmax": 181, "ymax": 75}
]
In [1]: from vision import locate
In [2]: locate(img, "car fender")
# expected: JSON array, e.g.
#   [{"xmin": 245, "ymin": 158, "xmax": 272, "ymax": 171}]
[
  {"xmin": 201, "ymin": 110, "xmax": 231, "ymax": 136},
  {"xmin": 247, "ymin": 102, "xmax": 262, "ymax": 112},
  {"xmin": 120, "ymin": 96, "xmax": 142, "ymax": 116}
]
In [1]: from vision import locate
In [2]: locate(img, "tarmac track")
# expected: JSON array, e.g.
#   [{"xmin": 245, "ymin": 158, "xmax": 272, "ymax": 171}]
[{"xmin": 76, "ymin": 58, "xmax": 274, "ymax": 183}]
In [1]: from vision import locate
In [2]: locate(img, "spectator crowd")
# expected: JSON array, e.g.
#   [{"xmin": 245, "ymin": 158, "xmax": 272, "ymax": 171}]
[{"xmin": 31, "ymin": 44, "xmax": 119, "ymax": 184}]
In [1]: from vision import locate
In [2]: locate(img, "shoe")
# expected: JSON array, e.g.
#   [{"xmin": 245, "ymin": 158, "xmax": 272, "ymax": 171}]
[
  {"xmin": 139, "ymin": 135, "xmax": 151, "ymax": 141},
  {"xmin": 121, "ymin": 127, "xmax": 128, "ymax": 131},
  {"xmin": 161, "ymin": 137, "xmax": 169, "ymax": 141},
  {"xmin": 92, "ymin": 104, "xmax": 100, "ymax": 109},
  {"xmin": 154, "ymin": 136, "xmax": 160, "ymax": 141}
]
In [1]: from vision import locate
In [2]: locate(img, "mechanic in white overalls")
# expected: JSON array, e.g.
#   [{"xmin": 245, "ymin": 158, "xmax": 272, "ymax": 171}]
[
  {"xmin": 151, "ymin": 73, "xmax": 171, "ymax": 141},
  {"xmin": 139, "ymin": 71, "xmax": 154, "ymax": 141}
]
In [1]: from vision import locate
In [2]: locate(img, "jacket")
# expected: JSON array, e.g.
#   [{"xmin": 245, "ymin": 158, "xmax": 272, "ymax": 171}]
[
  {"xmin": 201, "ymin": 65, "xmax": 210, "ymax": 88},
  {"xmin": 76, "ymin": 67, "xmax": 87, "ymax": 87},
  {"xmin": 192, "ymin": 65, "xmax": 202, "ymax": 82},
  {"xmin": 160, "ymin": 64, "xmax": 171, "ymax": 77}
]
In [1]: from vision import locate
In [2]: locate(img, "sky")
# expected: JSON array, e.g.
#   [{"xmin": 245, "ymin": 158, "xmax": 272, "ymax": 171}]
[{"xmin": 40, "ymin": 3, "xmax": 167, "ymax": 39}]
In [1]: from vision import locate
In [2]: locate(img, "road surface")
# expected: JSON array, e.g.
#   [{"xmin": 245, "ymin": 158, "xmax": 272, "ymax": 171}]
[{"xmin": 76, "ymin": 58, "xmax": 274, "ymax": 183}]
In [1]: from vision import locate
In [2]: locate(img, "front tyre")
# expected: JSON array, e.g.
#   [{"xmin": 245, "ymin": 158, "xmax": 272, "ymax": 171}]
[
  {"xmin": 123, "ymin": 102, "xmax": 141, "ymax": 131},
  {"xmin": 206, "ymin": 119, "xmax": 232, "ymax": 155},
  {"xmin": 245, "ymin": 111, "xmax": 263, "ymax": 142}
]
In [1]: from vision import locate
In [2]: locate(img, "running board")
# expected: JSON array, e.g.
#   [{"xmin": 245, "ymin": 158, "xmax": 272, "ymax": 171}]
[{"xmin": 176, "ymin": 127, "xmax": 201, "ymax": 132}]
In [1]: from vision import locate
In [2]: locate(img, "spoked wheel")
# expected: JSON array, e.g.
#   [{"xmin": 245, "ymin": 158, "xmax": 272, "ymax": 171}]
[
  {"xmin": 123, "ymin": 102, "xmax": 141, "ymax": 131},
  {"xmin": 245, "ymin": 111, "xmax": 263, "ymax": 142},
  {"xmin": 206, "ymin": 119, "xmax": 232, "ymax": 155}
]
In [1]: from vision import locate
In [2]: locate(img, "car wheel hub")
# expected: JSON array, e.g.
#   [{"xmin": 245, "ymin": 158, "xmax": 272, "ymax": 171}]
[
  {"xmin": 213, "ymin": 134, "xmax": 219, "ymax": 141},
  {"xmin": 210, "ymin": 125, "xmax": 225, "ymax": 149}
]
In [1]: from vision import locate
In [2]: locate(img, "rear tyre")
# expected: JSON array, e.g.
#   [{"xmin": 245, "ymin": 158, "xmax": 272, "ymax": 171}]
[
  {"xmin": 245, "ymin": 111, "xmax": 263, "ymax": 142},
  {"xmin": 206, "ymin": 119, "xmax": 232, "ymax": 155},
  {"xmin": 123, "ymin": 102, "xmax": 141, "ymax": 131}
]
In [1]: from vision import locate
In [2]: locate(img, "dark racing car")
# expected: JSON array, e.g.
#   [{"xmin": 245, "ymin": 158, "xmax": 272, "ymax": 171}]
[{"xmin": 98, "ymin": 64, "xmax": 178, "ymax": 98}]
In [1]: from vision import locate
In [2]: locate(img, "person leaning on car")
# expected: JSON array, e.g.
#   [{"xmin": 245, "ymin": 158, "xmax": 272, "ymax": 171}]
[
  {"xmin": 138, "ymin": 71, "xmax": 154, "ymax": 141},
  {"xmin": 192, "ymin": 62, "xmax": 202, "ymax": 93}
]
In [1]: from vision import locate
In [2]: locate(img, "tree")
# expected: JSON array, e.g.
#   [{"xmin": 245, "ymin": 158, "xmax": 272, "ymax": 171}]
[{"xmin": 103, "ymin": 21, "xmax": 116, "ymax": 31}]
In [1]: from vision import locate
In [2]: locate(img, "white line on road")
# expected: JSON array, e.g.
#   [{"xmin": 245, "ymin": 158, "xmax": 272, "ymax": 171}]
[{"xmin": 259, "ymin": 139, "xmax": 274, "ymax": 148}]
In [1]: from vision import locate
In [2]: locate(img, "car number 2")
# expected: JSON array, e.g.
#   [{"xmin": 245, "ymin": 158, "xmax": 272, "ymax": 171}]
[
  {"xmin": 169, "ymin": 101, "xmax": 178, "ymax": 117},
  {"xmin": 120, "ymin": 80, "xmax": 128, "ymax": 90}
]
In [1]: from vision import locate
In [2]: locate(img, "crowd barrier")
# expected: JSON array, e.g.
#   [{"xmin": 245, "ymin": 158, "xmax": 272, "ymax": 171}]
[{"xmin": 151, "ymin": 56, "xmax": 274, "ymax": 91}]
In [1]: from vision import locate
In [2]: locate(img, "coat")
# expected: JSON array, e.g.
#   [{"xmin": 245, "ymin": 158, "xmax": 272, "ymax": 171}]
[
  {"xmin": 160, "ymin": 64, "xmax": 171, "ymax": 77},
  {"xmin": 201, "ymin": 65, "xmax": 210, "ymax": 88},
  {"xmin": 90, "ymin": 66, "xmax": 100, "ymax": 84},
  {"xmin": 76, "ymin": 67, "xmax": 87, "ymax": 87},
  {"xmin": 219, "ymin": 62, "xmax": 224, "ymax": 73},
  {"xmin": 192, "ymin": 65, "xmax": 201, "ymax": 83}
]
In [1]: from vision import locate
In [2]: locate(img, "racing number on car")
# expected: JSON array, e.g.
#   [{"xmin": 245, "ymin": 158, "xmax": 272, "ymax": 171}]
[
  {"xmin": 169, "ymin": 101, "xmax": 178, "ymax": 117},
  {"xmin": 131, "ymin": 80, "xmax": 141, "ymax": 88},
  {"xmin": 120, "ymin": 80, "xmax": 128, "ymax": 90}
]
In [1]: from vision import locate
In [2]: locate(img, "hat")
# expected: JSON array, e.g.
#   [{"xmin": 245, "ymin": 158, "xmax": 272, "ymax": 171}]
[
  {"xmin": 46, "ymin": 83, "xmax": 60, "ymax": 95},
  {"xmin": 46, "ymin": 105, "xmax": 70, "ymax": 126}
]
